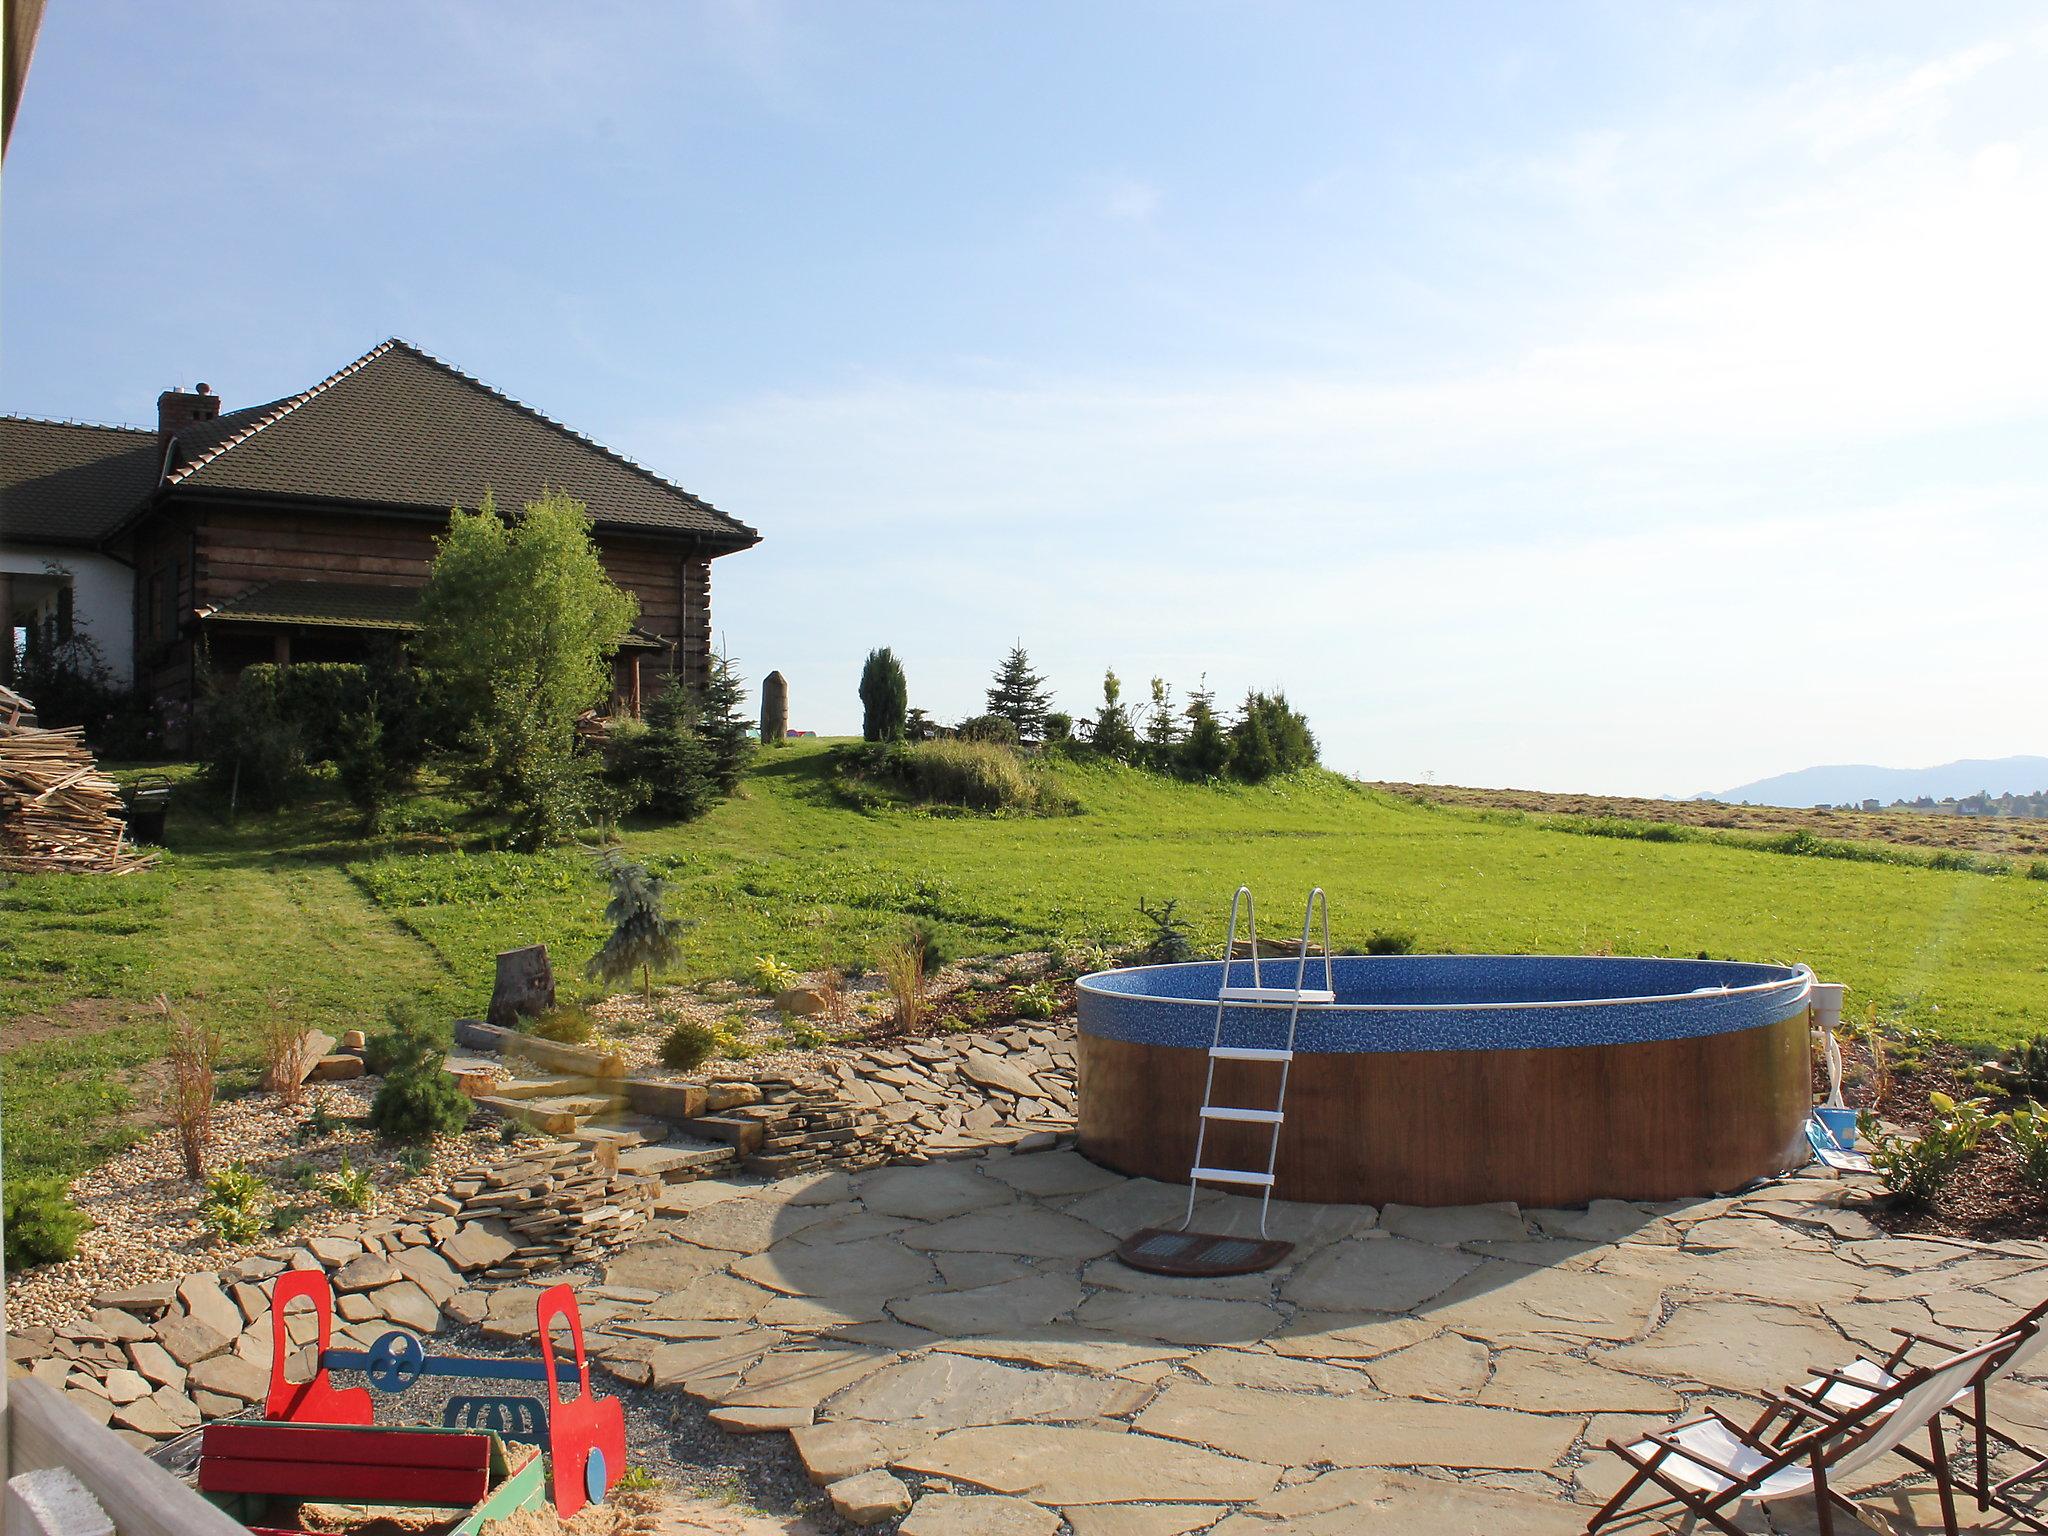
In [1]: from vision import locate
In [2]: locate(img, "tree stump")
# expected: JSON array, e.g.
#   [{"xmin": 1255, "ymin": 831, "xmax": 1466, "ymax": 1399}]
[
  {"xmin": 488, "ymin": 944, "xmax": 556, "ymax": 1029},
  {"xmin": 761, "ymin": 670, "xmax": 789, "ymax": 745}
]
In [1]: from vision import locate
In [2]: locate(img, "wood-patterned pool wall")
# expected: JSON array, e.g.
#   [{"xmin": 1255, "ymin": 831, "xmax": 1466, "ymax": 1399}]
[{"xmin": 1077, "ymin": 1010, "xmax": 1812, "ymax": 1208}]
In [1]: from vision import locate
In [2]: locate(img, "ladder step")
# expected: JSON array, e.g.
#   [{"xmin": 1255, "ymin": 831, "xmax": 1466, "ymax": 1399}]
[
  {"xmin": 1191, "ymin": 1166, "xmax": 1276, "ymax": 1188},
  {"xmin": 1219, "ymin": 986, "xmax": 1336, "ymax": 1005},
  {"xmin": 1201, "ymin": 1106, "xmax": 1284, "ymax": 1125},
  {"xmin": 1209, "ymin": 1046, "xmax": 1293, "ymax": 1063}
]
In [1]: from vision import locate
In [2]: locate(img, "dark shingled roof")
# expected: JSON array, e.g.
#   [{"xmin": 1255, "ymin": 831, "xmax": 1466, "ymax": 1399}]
[
  {"xmin": 165, "ymin": 340, "xmax": 758, "ymax": 548},
  {"xmin": 0, "ymin": 418, "xmax": 160, "ymax": 546},
  {"xmin": 205, "ymin": 579, "xmax": 666, "ymax": 648},
  {"xmin": 204, "ymin": 580, "xmax": 425, "ymax": 630}
]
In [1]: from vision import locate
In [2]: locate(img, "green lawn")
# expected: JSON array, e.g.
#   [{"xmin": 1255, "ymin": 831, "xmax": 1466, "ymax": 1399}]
[{"xmin": 5, "ymin": 741, "xmax": 2045, "ymax": 1182}]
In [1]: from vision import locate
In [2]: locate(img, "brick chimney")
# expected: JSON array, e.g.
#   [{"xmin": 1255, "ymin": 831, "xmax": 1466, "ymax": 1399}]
[{"xmin": 157, "ymin": 382, "xmax": 221, "ymax": 457}]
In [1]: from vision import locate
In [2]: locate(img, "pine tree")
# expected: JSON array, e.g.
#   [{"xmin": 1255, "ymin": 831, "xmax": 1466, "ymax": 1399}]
[
  {"xmin": 1143, "ymin": 677, "xmax": 1180, "ymax": 754},
  {"xmin": 586, "ymin": 851, "xmax": 689, "ymax": 1004},
  {"xmin": 1179, "ymin": 695, "xmax": 1231, "ymax": 779},
  {"xmin": 693, "ymin": 650, "xmax": 754, "ymax": 795},
  {"xmin": 985, "ymin": 643, "xmax": 1054, "ymax": 738},
  {"xmin": 859, "ymin": 648, "xmax": 908, "ymax": 741}
]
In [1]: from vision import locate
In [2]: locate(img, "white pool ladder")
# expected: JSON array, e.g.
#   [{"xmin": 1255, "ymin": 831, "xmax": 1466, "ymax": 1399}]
[{"xmin": 1183, "ymin": 885, "xmax": 1334, "ymax": 1237}]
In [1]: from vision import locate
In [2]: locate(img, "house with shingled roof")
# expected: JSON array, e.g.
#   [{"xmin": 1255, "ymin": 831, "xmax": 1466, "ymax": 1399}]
[{"xmin": 0, "ymin": 338, "xmax": 760, "ymax": 712}]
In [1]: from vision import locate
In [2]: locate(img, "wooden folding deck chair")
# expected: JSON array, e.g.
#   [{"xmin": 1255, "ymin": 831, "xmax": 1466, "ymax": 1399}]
[
  {"xmin": 1787, "ymin": 1296, "xmax": 2048, "ymax": 1530},
  {"xmin": 1585, "ymin": 1335, "xmax": 2016, "ymax": 1536}
]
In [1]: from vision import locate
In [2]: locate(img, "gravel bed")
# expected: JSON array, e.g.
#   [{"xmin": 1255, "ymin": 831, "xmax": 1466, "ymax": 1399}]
[
  {"xmin": 583, "ymin": 956, "xmax": 1061, "ymax": 1078},
  {"xmin": 5, "ymin": 1083, "xmax": 505, "ymax": 1330}
]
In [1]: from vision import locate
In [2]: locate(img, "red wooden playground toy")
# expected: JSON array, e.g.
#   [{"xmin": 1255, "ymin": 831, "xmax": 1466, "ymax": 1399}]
[{"xmin": 250, "ymin": 1267, "xmax": 625, "ymax": 1517}]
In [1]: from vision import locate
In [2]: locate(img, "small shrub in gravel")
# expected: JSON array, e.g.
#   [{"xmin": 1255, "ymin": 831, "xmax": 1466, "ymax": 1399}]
[
  {"xmin": 661, "ymin": 1019, "xmax": 718, "ymax": 1071},
  {"xmin": 199, "ymin": 1165, "xmax": 269, "ymax": 1243},
  {"xmin": 324, "ymin": 1154, "xmax": 374, "ymax": 1210},
  {"xmin": 524, "ymin": 1006, "xmax": 596, "ymax": 1045},
  {"xmin": 3, "ymin": 1176, "xmax": 90, "ymax": 1268},
  {"xmin": 1011, "ymin": 980, "xmax": 1060, "ymax": 1020},
  {"xmin": 366, "ymin": 1002, "xmax": 473, "ymax": 1143}
]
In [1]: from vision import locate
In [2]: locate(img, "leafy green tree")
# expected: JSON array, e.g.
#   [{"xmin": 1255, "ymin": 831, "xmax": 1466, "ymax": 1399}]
[
  {"xmin": 859, "ymin": 647, "xmax": 908, "ymax": 742},
  {"xmin": 1090, "ymin": 667, "xmax": 1140, "ymax": 763},
  {"xmin": 417, "ymin": 492, "xmax": 636, "ymax": 846},
  {"xmin": 985, "ymin": 644, "xmax": 1054, "ymax": 738},
  {"xmin": 587, "ymin": 851, "xmax": 689, "ymax": 1004}
]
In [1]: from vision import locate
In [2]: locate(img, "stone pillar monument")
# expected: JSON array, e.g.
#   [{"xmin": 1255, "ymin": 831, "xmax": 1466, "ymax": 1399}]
[{"xmin": 761, "ymin": 670, "xmax": 789, "ymax": 745}]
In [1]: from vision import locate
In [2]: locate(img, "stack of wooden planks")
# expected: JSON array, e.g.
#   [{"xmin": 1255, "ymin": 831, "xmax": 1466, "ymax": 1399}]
[{"xmin": 0, "ymin": 683, "xmax": 156, "ymax": 874}]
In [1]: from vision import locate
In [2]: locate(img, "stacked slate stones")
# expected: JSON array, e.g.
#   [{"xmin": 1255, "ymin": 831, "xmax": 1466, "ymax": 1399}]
[{"xmin": 447, "ymin": 1142, "xmax": 664, "ymax": 1277}]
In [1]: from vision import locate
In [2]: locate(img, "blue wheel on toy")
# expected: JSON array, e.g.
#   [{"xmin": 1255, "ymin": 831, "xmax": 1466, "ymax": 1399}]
[
  {"xmin": 585, "ymin": 1446, "xmax": 608, "ymax": 1504},
  {"xmin": 364, "ymin": 1330, "xmax": 425, "ymax": 1393}
]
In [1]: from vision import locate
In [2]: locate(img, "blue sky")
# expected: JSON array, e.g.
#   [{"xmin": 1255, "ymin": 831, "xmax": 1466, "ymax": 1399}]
[{"xmin": 4, "ymin": 2, "xmax": 2044, "ymax": 794}]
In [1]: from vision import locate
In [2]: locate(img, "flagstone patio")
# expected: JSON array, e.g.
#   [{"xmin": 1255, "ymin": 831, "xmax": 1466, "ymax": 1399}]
[{"xmin": 490, "ymin": 1148, "xmax": 2048, "ymax": 1533}]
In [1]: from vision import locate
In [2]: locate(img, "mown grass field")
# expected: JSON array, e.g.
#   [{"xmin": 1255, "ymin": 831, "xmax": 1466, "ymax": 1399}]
[{"xmin": 4, "ymin": 741, "xmax": 2045, "ymax": 1183}]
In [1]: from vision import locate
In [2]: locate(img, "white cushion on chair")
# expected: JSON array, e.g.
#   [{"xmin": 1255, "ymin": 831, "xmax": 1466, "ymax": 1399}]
[{"xmin": 1624, "ymin": 1421, "xmax": 1816, "ymax": 1502}]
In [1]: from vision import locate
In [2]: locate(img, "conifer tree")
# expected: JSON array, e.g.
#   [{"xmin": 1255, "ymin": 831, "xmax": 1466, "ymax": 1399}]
[
  {"xmin": 859, "ymin": 648, "xmax": 908, "ymax": 741},
  {"xmin": 985, "ymin": 643, "xmax": 1054, "ymax": 738},
  {"xmin": 586, "ymin": 851, "xmax": 688, "ymax": 1004},
  {"xmin": 693, "ymin": 649, "xmax": 755, "ymax": 795},
  {"xmin": 1143, "ymin": 677, "xmax": 1180, "ymax": 753}
]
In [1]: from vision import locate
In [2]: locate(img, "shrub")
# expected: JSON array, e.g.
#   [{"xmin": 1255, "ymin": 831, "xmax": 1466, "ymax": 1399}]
[
  {"xmin": 780, "ymin": 1018, "xmax": 830, "ymax": 1049},
  {"xmin": 4, "ymin": 1176, "xmax": 90, "ymax": 1269},
  {"xmin": 163, "ymin": 995, "xmax": 219, "ymax": 1180},
  {"xmin": 1011, "ymin": 980, "xmax": 1060, "ymax": 1020},
  {"xmin": 605, "ymin": 695, "xmax": 717, "ymax": 820},
  {"xmin": 859, "ymin": 648, "xmax": 909, "ymax": 742},
  {"xmin": 524, "ymin": 1007, "xmax": 596, "ymax": 1045},
  {"xmin": 908, "ymin": 919, "xmax": 957, "ymax": 974},
  {"xmin": 1990, "ymin": 1034, "xmax": 2048, "ymax": 1102},
  {"xmin": 586, "ymin": 851, "xmax": 689, "ymax": 1004},
  {"xmin": 751, "ymin": 955, "xmax": 802, "ymax": 994},
  {"xmin": 1135, "ymin": 897, "xmax": 1195, "ymax": 964},
  {"xmin": 199, "ymin": 677, "xmax": 308, "ymax": 811},
  {"xmin": 324, "ymin": 1155, "xmax": 374, "ymax": 1211},
  {"xmin": 1228, "ymin": 692, "xmax": 1317, "ymax": 782},
  {"xmin": 365, "ymin": 1002, "xmax": 473, "ymax": 1143},
  {"xmin": 198, "ymin": 1165, "xmax": 270, "ymax": 1243},
  {"xmin": 1042, "ymin": 711, "xmax": 1073, "ymax": 744},
  {"xmin": 958, "ymin": 713, "xmax": 1021, "ymax": 746},
  {"xmin": 1859, "ymin": 1092, "xmax": 2000, "ymax": 1207},
  {"xmin": 879, "ymin": 939, "xmax": 926, "ymax": 1032},
  {"xmin": 2004, "ymin": 1104, "xmax": 2048, "ymax": 1194},
  {"xmin": 660, "ymin": 1019, "xmax": 718, "ymax": 1071},
  {"xmin": 902, "ymin": 740, "xmax": 1035, "ymax": 811},
  {"xmin": 2029, "ymin": 861, "xmax": 2048, "ymax": 881},
  {"xmin": 1363, "ymin": 928, "xmax": 1417, "ymax": 956}
]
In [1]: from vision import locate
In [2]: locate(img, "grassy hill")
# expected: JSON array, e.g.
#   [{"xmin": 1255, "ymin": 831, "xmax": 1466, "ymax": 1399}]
[{"xmin": 5, "ymin": 739, "xmax": 2045, "ymax": 1182}]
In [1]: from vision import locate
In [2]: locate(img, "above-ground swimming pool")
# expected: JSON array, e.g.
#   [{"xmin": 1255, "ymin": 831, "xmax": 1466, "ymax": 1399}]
[{"xmin": 1076, "ymin": 954, "xmax": 1814, "ymax": 1208}]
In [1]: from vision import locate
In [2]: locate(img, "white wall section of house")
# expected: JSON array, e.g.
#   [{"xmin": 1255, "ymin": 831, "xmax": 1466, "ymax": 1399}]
[{"xmin": 0, "ymin": 547, "xmax": 133, "ymax": 684}]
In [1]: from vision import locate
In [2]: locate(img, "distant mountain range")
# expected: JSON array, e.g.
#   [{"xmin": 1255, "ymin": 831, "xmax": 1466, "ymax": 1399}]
[{"xmin": 1704, "ymin": 756, "xmax": 2048, "ymax": 808}]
